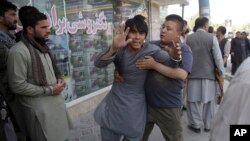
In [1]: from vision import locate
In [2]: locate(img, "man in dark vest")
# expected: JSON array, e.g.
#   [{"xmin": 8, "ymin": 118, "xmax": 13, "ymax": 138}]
[
  {"xmin": 216, "ymin": 26, "xmax": 231, "ymax": 67},
  {"xmin": 186, "ymin": 17, "xmax": 224, "ymax": 133}
]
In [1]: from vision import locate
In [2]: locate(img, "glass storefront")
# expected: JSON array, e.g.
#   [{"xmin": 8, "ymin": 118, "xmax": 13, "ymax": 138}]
[{"xmin": 10, "ymin": 0, "xmax": 148, "ymax": 102}]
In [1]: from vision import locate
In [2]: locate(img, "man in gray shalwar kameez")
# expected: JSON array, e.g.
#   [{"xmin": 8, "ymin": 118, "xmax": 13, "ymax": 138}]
[
  {"xmin": 185, "ymin": 17, "xmax": 224, "ymax": 133},
  {"xmin": 7, "ymin": 9, "xmax": 70, "ymax": 141}
]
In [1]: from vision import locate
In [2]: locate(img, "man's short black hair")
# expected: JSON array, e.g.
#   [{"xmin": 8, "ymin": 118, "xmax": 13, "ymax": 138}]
[
  {"xmin": 193, "ymin": 17, "xmax": 209, "ymax": 32},
  {"xmin": 208, "ymin": 26, "xmax": 214, "ymax": 33},
  {"xmin": 19, "ymin": 10, "xmax": 47, "ymax": 34},
  {"xmin": 217, "ymin": 26, "xmax": 227, "ymax": 35},
  {"xmin": 0, "ymin": 0, "xmax": 17, "ymax": 16},
  {"xmin": 165, "ymin": 14, "xmax": 184, "ymax": 32},
  {"xmin": 242, "ymin": 31, "xmax": 247, "ymax": 35},
  {"xmin": 125, "ymin": 15, "xmax": 148, "ymax": 37},
  {"xmin": 18, "ymin": 6, "xmax": 40, "ymax": 24}
]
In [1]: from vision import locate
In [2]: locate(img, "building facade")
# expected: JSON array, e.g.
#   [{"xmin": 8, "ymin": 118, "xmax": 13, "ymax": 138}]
[{"xmin": 10, "ymin": 0, "xmax": 189, "ymax": 103}]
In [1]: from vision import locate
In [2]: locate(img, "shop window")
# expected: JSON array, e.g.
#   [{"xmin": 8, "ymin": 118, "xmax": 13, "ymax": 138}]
[{"xmin": 10, "ymin": 0, "xmax": 147, "ymax": 102}]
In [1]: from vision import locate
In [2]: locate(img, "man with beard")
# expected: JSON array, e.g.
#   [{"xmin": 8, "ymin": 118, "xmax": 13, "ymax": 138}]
[
  {"xmin": 0, "ymin": 1, "xmax": 18, "ymax": 140},
  {"xmin": 7, "ymin": 7, "xmax": 70, "ymax": 141}
]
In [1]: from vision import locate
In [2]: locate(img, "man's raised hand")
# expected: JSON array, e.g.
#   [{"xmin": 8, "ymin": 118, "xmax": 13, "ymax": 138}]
[{"xmin": 111, "ymin": 26, "xmax": 132, "ymax": 50}]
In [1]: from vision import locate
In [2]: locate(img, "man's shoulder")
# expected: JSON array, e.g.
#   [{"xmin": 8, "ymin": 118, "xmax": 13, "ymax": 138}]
[
  {"xmin": 220, "ymin": 38, "xmax": 229, "ymax": 44},
  {"xmin": 0, "ymin": 42, "xmax": 6, "ymax": 48},
  {"xmin": 190, "ymin": 31, "xmax": 214, "ymax": 42},
  {"xmin": 144, "ymin": 41, "xmax": 161, "ymax": 50},
  {"xmin": 200, "ymin": 31, "xmax": 214, "ymax": 38},
  {"xmin": 11, "ymin": 41, "xmax": 25, "ymax": 49},
  {"xmin": 181, "ymin": 43, "xmax": 190, "ymax": 48},
  {"xmin": 226, "ymin": 40, "xmax": 231, "ymax": 44},
  {"xmin": 149, "ymin": 40, "xmax": 160, "ymax": 45},
  {"xmin": 181, "ymin": 43, "xmax": 192, "ymax": 52},
  {"xmin": 0, "ymin": 42, "xmax": 9, "ymax": 59},
  {"xmin": 9, "ymin": 41, "xmax": 28, "ymax": 54},
  {"xmin": 0, "ymin": 37, "xmax": 8, "ymax": 48},
  {"xmin": 186, "ymin": 33, "xmax": 196, "ymax": 40},
  {"xmin": 190, "ymin": 30, "xmax": 211, "ymax": 36}
]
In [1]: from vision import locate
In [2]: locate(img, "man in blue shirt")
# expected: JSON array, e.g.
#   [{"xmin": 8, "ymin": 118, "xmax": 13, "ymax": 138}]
[{"xmin": 136, "ymin": 14, "xmax": 193, "ymax": 141}]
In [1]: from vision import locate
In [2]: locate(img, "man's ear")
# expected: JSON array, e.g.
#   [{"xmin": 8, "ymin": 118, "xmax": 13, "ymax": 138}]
[
  {"xmin": 26, "ymin": 26, "xmax": 34, "ymax": 35},
  {"xmin": 177, "ymin": 31, "xmax": 182, "ymax": 40}
]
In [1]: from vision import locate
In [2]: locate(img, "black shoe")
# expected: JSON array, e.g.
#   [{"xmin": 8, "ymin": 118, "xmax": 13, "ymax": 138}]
[
  {"xmin": 204, "ymin": 128, "xmax": 210, "ymax": 132},
  {"xmin": 182, "ymin": 106, "xmax": 187, "ymax": 110},
  {"xmin": 188, "ymin": 125, "xmax": 201, "ymax": 133}
]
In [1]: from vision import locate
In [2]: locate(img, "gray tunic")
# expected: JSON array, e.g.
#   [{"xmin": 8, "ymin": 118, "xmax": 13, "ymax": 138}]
[{"xmin": 94, "ymin": 42, "xmax": 171, "ymax": 138}]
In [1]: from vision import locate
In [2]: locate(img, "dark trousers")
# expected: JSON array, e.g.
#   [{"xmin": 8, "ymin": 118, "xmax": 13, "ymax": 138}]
[
  {"xmin": 142, "ymin": 106, "xmax": 183, "ymax": 141},
  {"xmin": 231, "ymin": 61, "xmax": 241, "ymax": 75}
]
